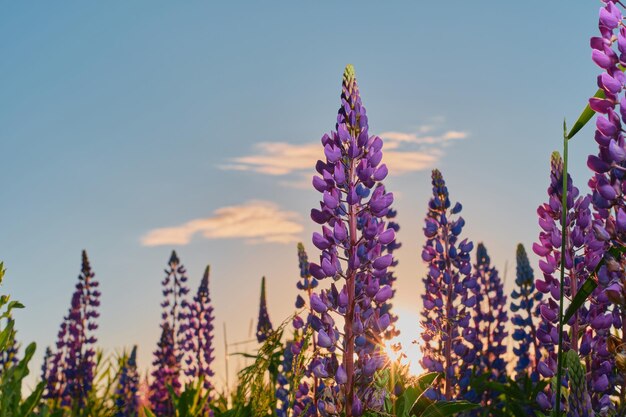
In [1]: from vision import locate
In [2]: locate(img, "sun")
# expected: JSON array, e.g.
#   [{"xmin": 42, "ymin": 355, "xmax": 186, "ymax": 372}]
[{"xmin": 384, "ymin": 306, "xmax": 424, "ymax": 376}]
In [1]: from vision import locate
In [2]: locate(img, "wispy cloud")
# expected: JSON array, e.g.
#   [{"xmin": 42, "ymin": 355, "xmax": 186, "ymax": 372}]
[
  {"xmin": 141, "ymin": 200, "xmax": 303, "ymax": 246},
  {"xmin": 220, "ymin": 126, "xmax": 468, "ymax": 188},
  {"xmin": 379, "ymin": 130, "xmax": 468, "ymax": 146},
  {"xmin": 219, "ymin": 142, "xmax": 322, "ymax": 176}
]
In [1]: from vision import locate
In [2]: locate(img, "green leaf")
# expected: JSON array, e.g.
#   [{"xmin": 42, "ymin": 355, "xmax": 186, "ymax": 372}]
[
  {"xmin": 20, "ymin": 381, "xmax": 45, "ymax": 416},
  {"xmin": 419, "ymin": 401, "xmax": 479, "ymax": 417},
  {"xmin": 567, "ymin": 88, "xmax": 604, "ymax": 140},
  {"xmin": 409, "ymin": 373, "xmax": 439, "ymax": 416},
  {"xmin": 0, "ymin": 320, "xmax": 15, "ymax": 352},
  {"xmin": 563, "ymin": 277, "xmax": 597, "ymax": 324},
  {"xmin": 144, "ymin": 407, "xmax": 157, "ymax": 417}
]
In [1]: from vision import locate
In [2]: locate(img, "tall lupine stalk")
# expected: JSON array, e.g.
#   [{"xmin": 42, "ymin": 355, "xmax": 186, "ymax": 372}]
[
  {"xmin": 307, "ymin": 65, "xmax": 395, "ymax": 417},
  {"xmin": 472, "ymin": 244, "xmax": 508, "ymax": 396},
  {"xmin": 150, "ymin": 324, "xmax": 178, "ymax": 416},
  {"xmin": 283, "ymin": 243, "xmax": 320, "ymax": 417},
  {"xmin": 149, "ymin": 251, "xmax": 190, "ymax": 415},
  {"xmin": 256, "ymin": 276, "xmax": 274, "ymax": 343},
  {"xmin": 44, "ymin": 250, "xmax": 101, "ymax": 407},
  {"xmin": 116, "ymin": 345, "xmax": 139, "ymax": 417},
  {"xmin": 587, "ymin": 0, "xmax": 626, "ymax": 408},
  {"xmin": 419, "ymin": 169, "xmax": 475, "ymax": 401},
  {"xmin": 534, "ymin": 153, "xmax": 612, "ymax": 412},
  {"xmin": 511, "ymin": 244, "xmax": 542, "ymax": 381},
  {"xmin": 184, "ymin": 265, "xmax": 215, "ymax": 391}
]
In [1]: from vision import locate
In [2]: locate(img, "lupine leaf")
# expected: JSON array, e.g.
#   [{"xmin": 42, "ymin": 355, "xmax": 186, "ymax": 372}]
[
  {"xmin": 566, "ymin": 88, "xmax": 604, "ymax": 139},
  {"xmin": 563, "ymin": 277, "xmax": 597, "ymax": 324},
  {"xmin": 419, "ymin": 401, "xmax": 479, "ymax": 417},
  {"xmin": 409, "ymin": 373, "xmax": 439, "ymax": 416}
]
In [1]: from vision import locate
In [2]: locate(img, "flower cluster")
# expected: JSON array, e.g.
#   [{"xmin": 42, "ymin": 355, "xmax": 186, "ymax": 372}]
[
  {"xmin": 419, "ymin": 169, "xmax": 475, "ymax": 401},
  {"xmin": 44, "ymin": 250, "xmax": 101, "ymax": 407},
  {"xmin": 183, "ymin": 265, "xmax": 215, "ymax": 391},
  {"xmin": 281, "ymin": 243, "xmax": 320, "ymax": 417},
  {"xmin": 149, "ymin": 251, "xmax": 190, "ymax": 415},
  {"xmin": 511, "ymin": 244, "xmax": 542, "ymax": 381},
  {"xmin": 256, "ymin": 276, "xmax": 274, "ymax": 343},
  {"xmin": 472, "ymin": 244, "xmax": 508, "ymax": 390},
  {"xmin": 150, "ymin": 323, "xmax": 179, "ymax": 416},
  {"xmin": 587, "ymin": 0, "xmax": 626, "ymax": 404},
  {"xmin": 307, "ymin": 65, "xmax": 395, "ymax": 417},
  {"xmin": 115, "ymin": 345, "xmax": 139, "ymax": 417},
  {"xmin": 534, "ymin": 152, "xmax": 612, "ymax": 412}
]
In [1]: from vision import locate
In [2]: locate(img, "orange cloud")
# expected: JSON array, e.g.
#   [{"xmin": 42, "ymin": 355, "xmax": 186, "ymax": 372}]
[{"xmin": 141, "ymin": 200, "xmax": 303, "ymax": 246}]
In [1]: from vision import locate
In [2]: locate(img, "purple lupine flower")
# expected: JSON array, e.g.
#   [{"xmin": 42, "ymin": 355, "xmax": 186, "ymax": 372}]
[
  {"xmin": 288, "ymin": 243, "xmax": 321, "ymax": 417},
  {"xmin": 419, "ymin": 169, "xmax": 475, "ymax": 401},
  {"xmin": 62, "ymin": 250, "xmax": 100, "ymax": 407},
  {"xmin": 149, "ymin": 323, "xmax": 179, "ymax": 417},
  {"xmin": 43, "ymin": 251, "xmax": 101, "ymax": 407},
  {"xmin": 534, "ymin": 152, "xmax": 611, "ymax": 411},
  {"xmin": 307, "ymin": 64, "xmax": 396, "ymax": 417},
  {"xmin": 149, "ymin": 251, "xmax": 189, "ymax": 415},
  {"xmin": 183, "ymin": 265, "xmax": 215, "ymax": 391},
  {"xmin": 276, "ymin": 340, "xmax": 295, "ymax": 417},
  {"xmin": 511, "ymin": 243, "xmax": 542, "ymax": 381},
  {"xmin": 587, "ymin": 0, "xmax": 626, "ymax": 407},
  {"xmin": 115, "ymin": 345, "xmax": 139, "ymax": 417},
  {"xmin": 256, "ymin": 276, "xmax": 274, "ymax": 343},
  {"xmin": 472, "ymin": 243, "xmax": 508, "ymax": 402}
]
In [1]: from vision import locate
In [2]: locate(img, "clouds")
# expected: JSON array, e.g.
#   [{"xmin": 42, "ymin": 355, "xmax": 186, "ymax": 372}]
[
  {"xmin": 219, "ymin": 142, "xmax": 322, "ymax": 176},
  {"xmin": 219, "ymin": 127, "xmax": 468, "ymax": 186},
  {"xmin": 141, "ymin": 200, "xmax": 303, "ymax": 246}
]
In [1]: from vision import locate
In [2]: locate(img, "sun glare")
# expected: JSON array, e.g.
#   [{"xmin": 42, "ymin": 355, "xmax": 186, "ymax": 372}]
[{"xmin": 385, "ymin": 307, "xmax": 424, "ymax": 376}]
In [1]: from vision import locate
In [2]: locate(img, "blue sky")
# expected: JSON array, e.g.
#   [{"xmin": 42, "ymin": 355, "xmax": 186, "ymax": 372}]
[{"xmin": 0, "ymin": 1, "xmax": 604, "ymax": 388}]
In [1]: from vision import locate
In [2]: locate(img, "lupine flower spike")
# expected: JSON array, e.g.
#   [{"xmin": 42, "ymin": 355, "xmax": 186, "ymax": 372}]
[
  {"xmin": 534, "ymin": 152, "xmax": 611, "ymax": 412},
  {"xmin": 184, "ymin": 265, "xmax": 215, "ymax": 391},
  {"xmin": 308, "ymin": 64, "xmax": 397, "ymax": 417},
  {"xmin": 116, "ymin": 345, "xmax": 139, "ymax": 417},
  {"xmin": 472, "ymin": 243, "xmax": 508, "ymax": 400},
  {"xmin": 587, "ymin": 0, "xmax": 626, "ymax": 409},
  {"xmin": 149, "ymin": 251, "xmax": 189, "ymax": 416},
  {"xmin": 420, "ymin": 169, "xmax": 475, "ymax": 401},
  {"xmin": 287, "ymin": 243, "xmax": 320, "ymax": 417},
  {"xmin": 150, "ymin": 323, "xmax": 179, "ymax": 416},
  {"xmin": 43, "ymin": 251, "xmax": 101, "ymax": 407},
  {"xmin": 256, "ymin": 276, "xmax": 274, "ymax": 343},
  {"xmin": 511, "ymin": 244, "xmax": 542, "ymax": 381}
]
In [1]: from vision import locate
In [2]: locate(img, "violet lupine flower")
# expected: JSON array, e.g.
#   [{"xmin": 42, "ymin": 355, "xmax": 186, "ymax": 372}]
[
  {"xmin": 115, "ymin": 345, "xmax": 139, "ymax": 417},
  {"xmin": 183, "ymin": 265, "xmax": 215, "ymax": 391},
  {"xmin": 149, "ymin": 251, "xmax": 189, "ymax": 415},
  {"xmin": 149, "ymin": 323, "xmax": 179, "ymax": 417},
  {"xmin": 472, "ymin": 244, "xmax": 508, "ymax": 393},
  {"xmin": 419, "ymin": 169, "xmax": 475, "ymax": 401},
  {"xmin": 511, "ymin": 244, "xmax": 542, "ymax": 381},
  {"xmin": 45, "ymin": 250, "xmax": 101, "ymax": 408},
  {"xmin": 587, "ymin": 0, "xmax": 626, "ymax": 407},
  {"xmin": 307, "ymin": 65, "xmax": 396, "ymax": 417},
  {"xmin": 276, "ymin": 340, "xmax": 295, "ymax": 417},
  {"xmin": 256, "ymin": 276, "xmax": 274, "ymax": 343},
  {"xmin": 287, "ymin": 243, "xmax": 321, "ymax": 417},
  {"xmin": 534, "ymin": 152, "xmax": 611, "ymax": 412}
]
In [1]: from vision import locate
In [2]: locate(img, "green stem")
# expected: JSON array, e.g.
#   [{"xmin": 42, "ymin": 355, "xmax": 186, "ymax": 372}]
[{"xmin": 555, "ymin": 123, "xmax": 569, "ymax": 417}]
